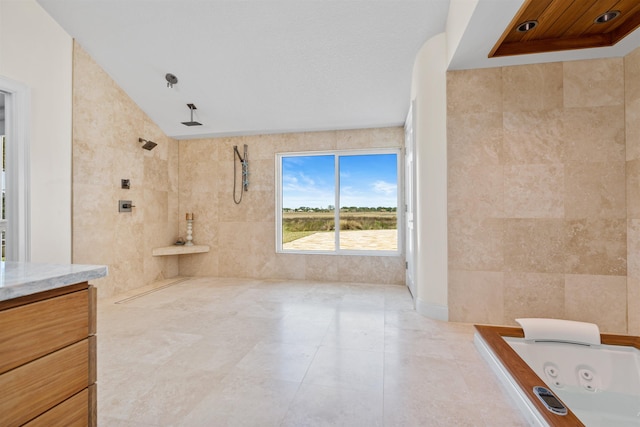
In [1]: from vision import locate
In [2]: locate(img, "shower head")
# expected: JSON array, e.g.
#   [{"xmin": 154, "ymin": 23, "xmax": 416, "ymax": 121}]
[
  {"xmin": 139, "ymin": 138, "xmax": 157, "ymax": 150},
  {"xmin": 181, "ymin": 103, "xmax": 202, "ymax": 126}
]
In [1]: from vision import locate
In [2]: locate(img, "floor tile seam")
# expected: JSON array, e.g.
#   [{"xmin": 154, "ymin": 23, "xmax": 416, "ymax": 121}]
[
  {"xmin": 296, "ymin": 321, "xmax": 332, "ymax": 387},
  {"xmin": 276, "ymin": 378, "xmax": 308, "ymax": 427}
]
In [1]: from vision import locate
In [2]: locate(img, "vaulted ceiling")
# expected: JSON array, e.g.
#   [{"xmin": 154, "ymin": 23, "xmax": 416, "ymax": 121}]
[{"xmin": 36, "ymin": 0, "xmax": 640, "ymax": 139}]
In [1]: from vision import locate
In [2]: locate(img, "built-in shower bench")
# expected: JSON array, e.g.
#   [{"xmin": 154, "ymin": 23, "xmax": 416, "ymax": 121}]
[{"xmin": 152, "ymin": 245, "xmax": 210, "ymax": 256}]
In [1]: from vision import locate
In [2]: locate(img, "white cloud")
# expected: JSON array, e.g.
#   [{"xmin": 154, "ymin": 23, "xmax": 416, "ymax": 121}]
[
  {"xmin": 372, "ymin": 180, "xmax": 396, "ymax": 195},
  {"xmin": 299, "ymin": 172, "xmax": 315, "ymax": 186}
]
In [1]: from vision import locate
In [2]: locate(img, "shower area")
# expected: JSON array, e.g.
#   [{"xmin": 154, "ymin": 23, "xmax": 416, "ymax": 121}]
[{"xmin": 72, "ymin": 39, "xmax": 405, "ymax": 300}]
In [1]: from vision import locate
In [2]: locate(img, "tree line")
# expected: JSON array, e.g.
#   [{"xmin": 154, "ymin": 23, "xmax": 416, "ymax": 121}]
[{"xmin": 283, "ymin": 206, "xmax": 396, "ymax": 213}]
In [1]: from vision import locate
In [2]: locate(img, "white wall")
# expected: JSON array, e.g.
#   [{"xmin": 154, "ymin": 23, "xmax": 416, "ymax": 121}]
[
  {"xmin": 445, "ymin": 0, "xmax": 478, "ymax": 66},
  {"xmin": 410, "ymin": 33, "xmax": 449, "ymax": 320},
  {"xmin": 0, "ymin": 0, "xmax": 72, "ymax": 263}
]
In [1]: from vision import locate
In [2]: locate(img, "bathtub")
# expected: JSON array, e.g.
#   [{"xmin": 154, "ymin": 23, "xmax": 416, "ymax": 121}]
[{"xmin": 474, "ymin": 324, "xmax": 640, "ymax": 427}]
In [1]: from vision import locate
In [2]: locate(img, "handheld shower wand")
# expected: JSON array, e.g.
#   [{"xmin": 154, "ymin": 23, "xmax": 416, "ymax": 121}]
[{"xmin": 233, "ymin": 144, "xmax": 249, "ymax": 204}]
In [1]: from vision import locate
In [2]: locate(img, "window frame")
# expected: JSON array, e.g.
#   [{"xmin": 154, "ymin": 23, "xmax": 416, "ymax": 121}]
[{"xmin": 276, "ymin": 148, "xmax": 403, "ymax": 257}]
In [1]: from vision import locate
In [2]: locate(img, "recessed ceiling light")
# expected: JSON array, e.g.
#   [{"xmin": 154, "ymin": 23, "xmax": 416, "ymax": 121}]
[
  {"xmin": 516, "ymin": 20, "xmax": 538, "ymax": 32},
  {"xmin": 594, "ymin": 10, "xmax": 620, "ymax": 24}
]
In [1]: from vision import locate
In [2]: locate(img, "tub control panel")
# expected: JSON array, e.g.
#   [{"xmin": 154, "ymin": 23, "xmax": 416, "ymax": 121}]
[{"xmin": 533, "ymin": 386, "xmax": 567, "ymax": 416}]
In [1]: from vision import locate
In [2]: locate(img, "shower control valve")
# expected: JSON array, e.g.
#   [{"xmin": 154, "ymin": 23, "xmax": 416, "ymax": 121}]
[{"xmin": 119, "ymin": 200, "xmax": 136, "ymax": 212}]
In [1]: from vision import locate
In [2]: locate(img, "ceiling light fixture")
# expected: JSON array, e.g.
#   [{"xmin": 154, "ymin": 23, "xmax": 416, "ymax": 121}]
[
  {"xmin": 594, "ymin": 10, "xmax": 620, "ymax": 24},
  {"xmin": 516, "ymin": 20, "xmax": 538, "ymax": 32}
]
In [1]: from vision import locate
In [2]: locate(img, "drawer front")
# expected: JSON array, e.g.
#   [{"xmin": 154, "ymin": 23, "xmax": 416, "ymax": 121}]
[
  {"xmin": 23, "ymin": 389, "xmax": 89, "ymax": 427},
  {"xmin": 0, "ymin": 289, "xmax": 89, "ymax": 374},
  {"xmin": 0, "ymin": 339, "xmax": 90, "ymax": 427}
]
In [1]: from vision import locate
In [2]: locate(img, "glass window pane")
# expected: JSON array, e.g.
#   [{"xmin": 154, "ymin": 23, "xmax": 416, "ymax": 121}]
[
  {"xmin": 339, "ymin": 154, "xmax": 397, "ymax": 251},
  {"xmin": 281, "ymin": 155, "xmax": 335, "ymax": 251}
]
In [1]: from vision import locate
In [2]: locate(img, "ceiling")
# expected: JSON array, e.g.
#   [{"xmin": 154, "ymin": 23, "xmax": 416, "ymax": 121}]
[{"xmin": 36, "ymin": 0, "xmax": 640, "ymax": 140}]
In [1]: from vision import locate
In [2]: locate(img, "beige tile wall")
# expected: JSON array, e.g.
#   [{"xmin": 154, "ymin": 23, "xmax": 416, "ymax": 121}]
[
  {"xmin": 72, "ymin": 43, "xmax": 180, "ymax": 299},
  {"xmin": 627, "ymin": 47, "xmax": 640, "ymax": 334},
  {"xmin": 448, "ymin": 59, "xmax": 629, "ymax": 332},
  {"xmin": 178, "ymin": 129, "xmax": 406, "ymax": 285}
]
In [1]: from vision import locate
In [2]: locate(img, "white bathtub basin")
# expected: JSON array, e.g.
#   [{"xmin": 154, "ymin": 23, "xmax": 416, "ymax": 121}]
[{"xmin": 504, "ymin": 337, "xmax": 640, "ymax": 426}]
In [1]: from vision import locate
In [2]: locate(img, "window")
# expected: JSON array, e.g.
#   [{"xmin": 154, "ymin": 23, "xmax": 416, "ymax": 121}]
[{"xmin": 276, "ymin": 149, "xmax": 401, "ymax": 255}]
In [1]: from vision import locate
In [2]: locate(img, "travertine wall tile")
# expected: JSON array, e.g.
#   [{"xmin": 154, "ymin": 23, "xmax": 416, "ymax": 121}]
[
  {"xmin": 447, "ymin": 165, "xmax": 504, "ymax": 218},
  {"xmin": 564, "ymin": 58, "xmax": 624, "ymax": 108},
  {"xmin": 562, "ymin": 107, "xmax": 625, "ymax": 163},
  {"xmin": 626, "ymin": 48, "xmax": 640, "ymax": 162},
  {"xmin": 628, "ymin": 278, "xmax": 640, "ymax": 335},
  {"xmin": 447, "ymin": 112, "xmax": 503, "ymax": 167},
  {"xmin": 503, "ymin": 272, "xmax": 565, "ymax": 324},
  {"xmin": 449, "ymin": 270, "xmax": 504, "ymax": 323},
  {"xmin": 447, "ymin": 68, "xmax": 503, "ymax": 114},
  {"xmin": 337, "ymin": 127, "xmax": 401, "ymax": 150},
  {"xmin": 305, "ymin": 255, "xmax": 340, "ymax": 282},
  {"xmin": 502, "ymin": 63, "xmax": 563, "ymax": 112},
  {"xmin": 504, "ymin": 219, "xmax": 566, "ymax": 273},
  {"xmin": 565, "ymin": 274, "xmax": 627, "ymax": 333},
  {"xmin": 503, "ymin": 110, "xmax": 564, "ymax": 164},
  {"xmin": 627, "ymin": 159, "xmax": 640, "ymax": 218},
  {"xmin": 448, "ymin": 217, "xmax": 504, "ymax": 271},
  {"xmin": 504, "ymin": 164, "xmax": 564, "ymax": 218},
  {"xmin": 626, "ymin": 47, "xmax": 640, "ymax": 105},
  {"xmin": 626, "ymin": 98, "xmax": 640, "ymax": 161},
  {"xmin": 622, "ymin": 46, "xmax": 638, "ymax": 337},
  {"xmin": 564, "ymin": 162, "xmax": 626, "ymax": 219},
  {"xmin": 627, "ymin": 219, "xmax": 640, "ymax": 279},
  {"xmin": 565, "ymin": 219, "xmax": 627, "ymax": 275}
]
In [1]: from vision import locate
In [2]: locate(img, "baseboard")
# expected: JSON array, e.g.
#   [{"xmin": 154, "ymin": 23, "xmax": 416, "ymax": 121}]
[{"xmin": 415, "ymin": 298, "xmax": 448, "ymax": 321}]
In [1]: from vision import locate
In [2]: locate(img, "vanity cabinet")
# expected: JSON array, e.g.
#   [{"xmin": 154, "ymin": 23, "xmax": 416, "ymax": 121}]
[{"xmin": 0, "ymin": 282, "xmax": 97, "ymax": 427}]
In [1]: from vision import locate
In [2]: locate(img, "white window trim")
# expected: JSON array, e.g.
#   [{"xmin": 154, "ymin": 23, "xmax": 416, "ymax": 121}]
[
  {"xmin": 1, "ymin": 76, "xmax": 31, "ymax": 262},
  {"xmin": 276, "ymin": 148, "xmax": 403, "ymax": 257}
]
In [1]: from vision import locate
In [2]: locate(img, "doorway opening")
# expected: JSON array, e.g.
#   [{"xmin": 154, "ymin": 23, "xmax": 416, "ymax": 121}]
[{"xmin": 0, "ymin": 76, "xmax": 30, "ymax": 262}]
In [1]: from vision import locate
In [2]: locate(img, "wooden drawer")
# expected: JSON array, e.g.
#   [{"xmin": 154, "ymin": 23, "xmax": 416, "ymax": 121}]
[
  {"xmin": 0, "ymin": 289, "xmax": 89, "ymax": 375},
  {"xmin": 23, "ymin": 388, "xmax": 89, "ymax": 427},
  {"xmin": 0, "ymin": 339, "xmax": 94, "ymax": 427}
]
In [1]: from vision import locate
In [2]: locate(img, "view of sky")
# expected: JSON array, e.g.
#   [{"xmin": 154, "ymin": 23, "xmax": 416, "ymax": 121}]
[{"xmin": 281, "ymin": 153, "xmax": 398, "ymax": 209}]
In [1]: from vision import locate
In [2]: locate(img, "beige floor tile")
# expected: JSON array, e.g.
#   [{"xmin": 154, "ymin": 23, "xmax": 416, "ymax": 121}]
[
  {"xmin": 97, "ymin": 277, "xmax": 527, "ymax": 426},
  {"xmin": 281, "ymin": 382, "xmax": 383, "ymax": 427},
  {"xmin": 177, "ymin": 375, "xmax": 299, "ymax": 426},
  {"xmin": 303, "ymin": 346, "xmax": 384, "ymax": 392},
  {"xmin": 230, "ymin": 342, "xmax": 318, "ymax": 382}
]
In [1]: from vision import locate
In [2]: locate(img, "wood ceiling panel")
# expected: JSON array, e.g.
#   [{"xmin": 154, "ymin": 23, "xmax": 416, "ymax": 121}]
[
  {"xmin": 519, "ymin": 0, "xmax": 574, "ymax": 42},
  {"xmin": 500, "ymin": 0, "xmax": 553, "ymax": 45},
  {"xmin": 561, "ymin": 0, "xmax": 619, "ymax": 38},
  {"xmin": 581, "ymin": 0, "xmax": 640, "ymax": 36},
  {"xmin": 611, "ymin": 2, "xmax": 640, "ymax": 41},
  {"xmin": 489, "ymin": 0, "xmax": 640, "ymax": 58}
]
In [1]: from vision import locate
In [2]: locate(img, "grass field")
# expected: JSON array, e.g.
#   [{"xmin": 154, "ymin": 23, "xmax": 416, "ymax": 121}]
[{"xmin": 282, "ymin": 211, "xmax": 397, "ymax": 243}]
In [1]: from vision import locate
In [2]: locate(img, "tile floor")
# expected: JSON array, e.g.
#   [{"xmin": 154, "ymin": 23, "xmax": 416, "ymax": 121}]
[{"xmin": 97, "ymin": 277, "xmax": 528, "ymax": 426}]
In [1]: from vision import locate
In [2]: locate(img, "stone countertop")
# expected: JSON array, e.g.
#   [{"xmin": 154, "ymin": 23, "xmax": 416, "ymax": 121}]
[{"xmin": 0, "ymin": 261, "xmax": 108, "ymax": 302}]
